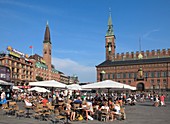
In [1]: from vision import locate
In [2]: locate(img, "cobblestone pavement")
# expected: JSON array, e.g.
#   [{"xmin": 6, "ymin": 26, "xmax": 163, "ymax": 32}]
[{"xmin": 0, "ymin": 100, "xmax": 170, "ymax": 124}]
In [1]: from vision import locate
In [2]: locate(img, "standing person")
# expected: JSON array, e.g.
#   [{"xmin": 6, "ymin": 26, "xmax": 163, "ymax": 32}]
[
  {"xmin": 0, "ymin": 89, "xmax": 7, "ymax": 105},
  {"xmin": 160, "ymin": 94, "xmax": 166, "ymax": 106},
  {"xmin": 154, "ymin": 95, "xmax": 159, "ymax": 107}
]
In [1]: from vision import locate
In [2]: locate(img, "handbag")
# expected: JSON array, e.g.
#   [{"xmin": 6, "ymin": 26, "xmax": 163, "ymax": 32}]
[{"xmin": 112, "ymin": 108, "xmax": 117, "ymax": 112}]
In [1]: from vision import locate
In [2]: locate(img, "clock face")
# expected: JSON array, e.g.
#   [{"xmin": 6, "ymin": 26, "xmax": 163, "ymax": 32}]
[{"xmin": 108, "ymin": 38, "xmax": 112, "ymax": 42}]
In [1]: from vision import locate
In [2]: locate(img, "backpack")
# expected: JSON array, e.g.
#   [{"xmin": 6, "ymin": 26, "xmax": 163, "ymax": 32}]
[{"xmin": 78, "ymin": 115, "xmax": 83, "ymax": 121}]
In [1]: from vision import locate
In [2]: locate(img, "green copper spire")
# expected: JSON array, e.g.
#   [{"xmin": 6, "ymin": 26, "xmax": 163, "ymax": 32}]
[{"xmin": 106, "ymin": 9, "xmax": 114, "ymax": 36}]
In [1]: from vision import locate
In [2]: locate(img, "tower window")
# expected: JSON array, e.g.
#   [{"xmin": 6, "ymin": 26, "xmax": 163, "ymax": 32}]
[{"xmin": 44, "ymin": 50, "xmax": 47, "ymax": 54}]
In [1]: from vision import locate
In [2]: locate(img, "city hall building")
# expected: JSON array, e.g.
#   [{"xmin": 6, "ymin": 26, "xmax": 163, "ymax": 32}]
[{"xmin": 96, "ymin": 12, "xmax": 170, "ymax": 91}]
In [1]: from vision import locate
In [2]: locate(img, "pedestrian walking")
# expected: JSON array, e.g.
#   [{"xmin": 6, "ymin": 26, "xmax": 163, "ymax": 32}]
[
  {"xmin": 160, "ymin": 94, "xmax": 166, "ymax": 106},
  {"xmin": 0, "ymin": 89, "xmax": 7, "ymax": 106}
]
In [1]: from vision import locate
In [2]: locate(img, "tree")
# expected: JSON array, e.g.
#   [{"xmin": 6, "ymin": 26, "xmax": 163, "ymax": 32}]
[{"xmin": 36, "ymin": 76, "xmax": 43, "ymax": 81}]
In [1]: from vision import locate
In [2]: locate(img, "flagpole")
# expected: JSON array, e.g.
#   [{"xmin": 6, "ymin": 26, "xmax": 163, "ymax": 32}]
[
  {"xmin": 29, "ymin": 46, "xmax": 33, "ymax": 56},
  {"xmin": 32, "ymin": 47, "xmax": 34, "ymax": 56}
]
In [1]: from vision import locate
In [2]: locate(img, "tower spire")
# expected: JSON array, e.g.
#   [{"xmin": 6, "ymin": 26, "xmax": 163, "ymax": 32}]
[
  {"xmin": 106, "ymin": 8, "xmax": 114, "ymax": 36},
  {"xmin": 43, "ymin": 21, "xmax": 51, "ymax": 44},
  {"xmin": 139, "ymin": 37, "xmax": 141, "ymax": 52},
  {"xmin": 138, "ymin": 37, "xmax": 143, "ymax": 59},
  {"xmin": 105, "ymin": 8, "xmax": 116, "ymax": 61},
  {"xmin": 43, "ymin": 22, "xmax": 52, "ymax": 73},
  {"xmin": 108, "ymin": 8, "xmax": 112, "ymax": 26}
]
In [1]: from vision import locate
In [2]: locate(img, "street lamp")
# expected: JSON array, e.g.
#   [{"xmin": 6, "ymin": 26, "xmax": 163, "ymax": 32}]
[
  {"xmin": 153, "ymin": 84, "xmax": 155, "ymax": 95},
  {"xmin": 158, "ymin": 84, "xmax": 161, "ymax": 95}
]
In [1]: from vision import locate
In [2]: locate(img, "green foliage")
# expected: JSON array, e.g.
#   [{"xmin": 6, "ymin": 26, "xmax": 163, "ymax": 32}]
[{"xmin": 36, "ymin": 76, "xmax": 43, "ymax": 81}]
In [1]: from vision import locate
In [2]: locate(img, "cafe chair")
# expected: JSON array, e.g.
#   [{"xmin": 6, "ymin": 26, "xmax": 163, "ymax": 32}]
[
  {"xmin": 100, "ymin": 109, "xmax": 109, "ymax": 122},
  {"xmin": 15, "ymin": 105, "xmax": 25, "ymax": 119},
  {"xmin": 1, "ymin": 103, "xmax": 11, "ymax": 115},
  {"xmin": 49, "ymin": 109, "xmax": 66, "ymax": 124}
]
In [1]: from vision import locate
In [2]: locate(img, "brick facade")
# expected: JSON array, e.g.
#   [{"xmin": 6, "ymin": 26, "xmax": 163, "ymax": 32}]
[
  {"xmin": 96, "ymin": 12, "xmax": 170, "ymax": 91},
  {"xmin": 0, "ymin": 23, "xmax": 69, "ymax": 86}
]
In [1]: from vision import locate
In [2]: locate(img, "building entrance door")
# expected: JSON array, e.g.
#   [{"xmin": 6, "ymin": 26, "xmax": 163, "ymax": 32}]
[{"xmin": 137, "ymin": 82, "xmax": 145, "ymax": 91}]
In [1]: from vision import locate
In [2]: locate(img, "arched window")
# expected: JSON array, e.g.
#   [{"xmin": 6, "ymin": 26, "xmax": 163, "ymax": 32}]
[{"xmin": 44, "ymin": 50, "xmax": 47, "ymax": 54}]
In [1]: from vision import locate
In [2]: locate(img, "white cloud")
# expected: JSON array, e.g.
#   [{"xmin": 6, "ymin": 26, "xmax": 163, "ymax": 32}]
[
  {"xmin": 143, "ymin": 29, "xmax": 159, "ymax": 38},
  {"xmin": 52, "ymin": 57, "xmax": 96, "ymax": 82},
  {"xmin": 53, "ymin": 49, "xmax": 87, "ymax": 55}
]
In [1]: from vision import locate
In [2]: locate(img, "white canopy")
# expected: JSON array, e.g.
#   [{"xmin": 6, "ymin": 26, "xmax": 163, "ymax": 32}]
[
  {"xmin": 0, "ymin": 80, "xmax": 13, "ymax": 85},
  {"xmin": 28, "ymin": 87, "xmax": 50, "ymax": 93},
  {"xmin": 12, "ymin": 86, "xmax": 20, "ymax": 90},
  {"xmin": 66, "ymin": 84, "xmax": 82, "ymax": 90},
  {"xmin": 29, "ymin": 80, "xmax": 67, "ymax": 88},
  {"xmin": 81, "ymin": 80, "xmax": 136, "ymax": 90},
  {"xmin": 123, "ymin": 84, "xmax": 136, "ymax": 90}
]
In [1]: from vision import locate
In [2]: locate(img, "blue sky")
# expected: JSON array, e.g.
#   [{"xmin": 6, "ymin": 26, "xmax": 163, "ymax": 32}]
[{"xmin": 0, "ymin": 0, "xmax": 170, "ymax": 82}]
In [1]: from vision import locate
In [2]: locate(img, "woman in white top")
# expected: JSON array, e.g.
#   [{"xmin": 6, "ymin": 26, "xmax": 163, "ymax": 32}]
[
  {"xmin": 24, "ymin": 97, "xmax": 32, "ymax": 107},
  {"xmin": 82, "ymin": 101, "xmax": 94, "ymax": 121},
  {"xmin": 100, "ymin": 102, "xmax": 110, "ymax": 113},
  {"xmin": 0, "ymin": 89, "xmax": 7, "ymax": 105},
  {"xmin": 110, "ymin": 101, "xmax": 121, "ymax": 121},
  {"xmin": 100, "ymin": 102, "xmax": 110, "ymax": 121},
  {"xmin": 1, "ymin": 90, "xmax": 6, "ymax": 100}
]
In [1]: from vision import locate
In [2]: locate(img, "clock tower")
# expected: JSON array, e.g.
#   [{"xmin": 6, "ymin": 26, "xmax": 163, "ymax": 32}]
[
  {"xmin": 105, "ymin": 10, "xmax": 116, "ymax": 61},
  {"xmin": 43, "ymin": 22, "xmax": 52, "ymax": 72}
]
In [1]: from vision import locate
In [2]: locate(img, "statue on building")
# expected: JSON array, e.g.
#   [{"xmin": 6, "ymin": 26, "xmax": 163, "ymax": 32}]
[{"xmin": 138, "ymin": 67, "xmax": 143, "ymax": 79}]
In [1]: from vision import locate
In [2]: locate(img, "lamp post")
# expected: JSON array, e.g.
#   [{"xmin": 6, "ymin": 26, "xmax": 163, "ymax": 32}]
[
  {"xmin": 159, "ymin": 84, "xmax": 161, "ymax": 95},
  {"xmin": 153, "ymin": 84, "xmax": 155, "ymax": 95}
]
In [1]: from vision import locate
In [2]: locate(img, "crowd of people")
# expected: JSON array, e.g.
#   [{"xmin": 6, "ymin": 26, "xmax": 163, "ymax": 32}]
[{"xmin": 0, "ymin": 88, "xmax": 169, "ymax": 122}]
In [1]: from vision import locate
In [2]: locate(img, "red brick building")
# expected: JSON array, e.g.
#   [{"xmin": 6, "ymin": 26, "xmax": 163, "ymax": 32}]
[
  {"xmin": 96, "ymin": 12, "xmax": 170, "ymax": 91},
  {"xmin": 0, "ymin": 23, "xmax": 69, "ymax": 86}
]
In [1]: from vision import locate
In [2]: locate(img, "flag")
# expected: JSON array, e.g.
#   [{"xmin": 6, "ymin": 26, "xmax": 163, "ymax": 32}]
[{"xmin": 29, "ymin": 46, "xmax": 33, "ymax": 48}]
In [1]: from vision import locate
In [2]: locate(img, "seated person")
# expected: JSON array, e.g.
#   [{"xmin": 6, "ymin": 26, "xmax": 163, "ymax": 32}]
[
  {"xmin": 99, "ymin": 102, "xmax": 111, "ymax": 121},
  {"xmin": 118, "ymin": 98, "xmax": 123, "ymax": 107},
  {"xmin": 114, "ymin": 101, "xmax": 121, "ymax": 114},
  {"xmin": 24, "ymin": 97, "xmax": 32, "ymax": 107},
  {"xmin": 41, "ymin": 96, "xmax": 49, "ymax": 107},
  {"xmin": 126, "ymin": 97, "xmax": 136, "ymax": 105},
  {"xmin": 74, "ymin": 96, "xmax": 82, "ymax": 104},
  {"xmin": 65, "ymin": 100, "xmax": 75, "ymax": 121},
  {"xmin": 38, "ymin": 95, "xmax": 43, "ymax": 103},
  {"xmin": 109, "ymin": 101, "xmax": 122, "ymax": 121},
  {"xmin": 82, "ymin": 101, "xmax": 94, "ymax": 121}
]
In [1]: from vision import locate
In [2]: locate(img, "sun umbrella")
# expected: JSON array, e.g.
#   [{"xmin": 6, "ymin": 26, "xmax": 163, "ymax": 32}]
[
  {"xmin": 29, "ymin": 80, "xmax": 67, "ymax": 88},
  {"xmin": 28, "ymin": 87, "xmax": 50, "ymax": 93},
  {"xmin": 0, "ymin": 80, "xmax": 13, "ymax": 85},
  {"xmin": 66, "ymin": 84, "xmax": 82, "ymax": 90},
  {"xmin": 12, "ymin": 86, "xmax": 20, "ymax": 90},
  {"xmin": 81, "ymin": 80, "xmax": 124, "ymax": 89},
  {"xmin": 81, "ymin": 80, "xmax": 136, "ymax": 90}
]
